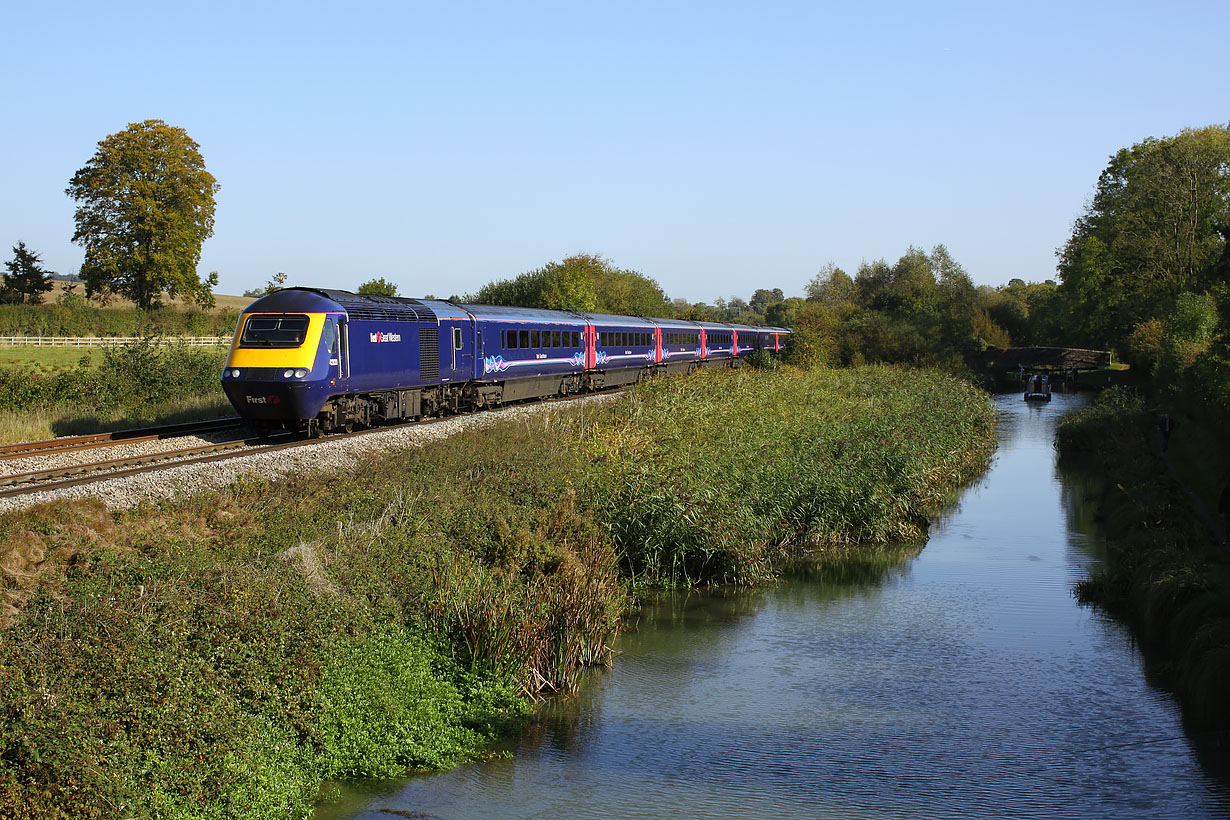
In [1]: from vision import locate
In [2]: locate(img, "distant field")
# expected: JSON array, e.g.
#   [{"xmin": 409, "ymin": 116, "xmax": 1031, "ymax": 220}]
[
  {"xmin": 47, "ymin": 280, "xmax": 254, "ymax": 313},
  {"xmin": 0, "ymin": 346, "xmax": 102, "ymax": 371}
]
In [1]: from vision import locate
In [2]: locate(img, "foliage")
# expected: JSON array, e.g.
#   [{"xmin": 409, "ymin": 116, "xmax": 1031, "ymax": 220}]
[
  {"xmin": 2, "ymin": 242, "xmax": 54, "ymax": 304},
  {"xmin": 790, "ymin": 246, "xmax": 1000, "ymax": 369},
  {"xmin": 1055, "ymin": 124, "xmax": 1230, "ymax": 352},
  {"xmin": 1155, "ymin": 292, "xmax": 1220, "ymax": 392},
  {"xmin": 356, "ymin": 277, "xmax": 398, "ymax": 297},
  {"xmin": 67, "ymin": 120, "xmax": 220, "ymax": 310},
  {"xmin": 0, "ymin": 301, "xmax": 237, "ymax": 337},
  {"xmin": 1054, "ymin": 387, "xmax": 1149, "ymax": 464},
  {"xmin": 243, "ymin": 272, "xmax": 287, "ymax": 299},
  {"xmin": 0, "ymin": 365, "xmax": 996, "ymax": 817},
  {"xmin": 0, "ymin": 339, "xmax": 226, "ymax": 418},
  {"xmin": 471, "ymin": 253, "xmax": 673, "ymax": 317},
  {"xmin": 585, "ymin": 367, "xmax": 996, "ymax": 586},
  {"xmin": 1058, "ymin": 389, "xmax": 1230, "ymax": 730}
]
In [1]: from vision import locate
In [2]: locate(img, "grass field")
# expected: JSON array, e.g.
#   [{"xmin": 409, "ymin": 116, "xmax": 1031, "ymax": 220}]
[{"xmin": 0, "ymin": 346, "xmax": 103, "ymax": 371}]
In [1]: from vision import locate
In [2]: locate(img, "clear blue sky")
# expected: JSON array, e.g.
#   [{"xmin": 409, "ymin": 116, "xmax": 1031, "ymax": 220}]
[{"xmin": 3, "ymin": 1, "xmax": 1227, "ymax": 303}]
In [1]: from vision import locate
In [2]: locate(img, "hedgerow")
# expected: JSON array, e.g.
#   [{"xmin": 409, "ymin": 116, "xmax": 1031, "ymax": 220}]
[{"xmin": 0, "ymin": 340, "xmax": 226, "ymax": 416}]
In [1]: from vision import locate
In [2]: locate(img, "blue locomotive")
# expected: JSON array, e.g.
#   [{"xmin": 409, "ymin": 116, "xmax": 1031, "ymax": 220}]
[{"xmin": 222, "ymin": 288, "xmax": 789, "ymax": 435}]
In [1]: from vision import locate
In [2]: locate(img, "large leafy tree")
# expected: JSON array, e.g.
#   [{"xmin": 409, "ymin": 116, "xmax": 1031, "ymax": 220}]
[
  {"xmin": 471, "ymin": 253, "xmax": 672, "ymax": 317},
  {"xmin": 66, "ymin": 120, "xmax": 220, "ymax": 309},
  {"xmin": 1056, "ymin": 124, "xmax": 1230, "ymax": 350},
  {"xmin": 2, "ymin": 242, "xmax": 55, "ymax": 304}
]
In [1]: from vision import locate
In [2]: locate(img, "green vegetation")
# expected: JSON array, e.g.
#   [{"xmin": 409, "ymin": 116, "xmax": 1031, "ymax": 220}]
[
  {"xmin": 0, "ymin": 366, "xmax": 995, "ymax": 818},
  {"xmin": 356, "ymin": 277, "xmax": 398, "ymax": 297},
  {"xmin": 2, "ymin": 242, "xmax": 55, "ymax": 305},
  {"xmin": 1057, "ymin": 390, "xmax": 1230, "ymax": 730},
  {"xmin": 0, "ymin": 340, "xmax": 231, "ymax": 441},
  {"xmin": 0, "ymin": 298, "xmax": 238, "ymax": 338},
  {"xmin": 470, "ymin": 253, "xmax": 674, "ymax": 317},
  {"xmin": 67, "ymin": 120, "xmax": 220, "ymax": 310},
  {"xmin": 1047, "ymin": 124, "xmax": 1230, "ymax": 735},
  {"xmin": 786, "ymin": 247, "xmax": 1000, "ymax": 370},
  {"xmin": 0, "ymin": 347, "xmax": 102, "ymax": 372},
  {"xmin": 1055, "ymin": 125, "xmax": 1230, "ymax": 355},
  {"xmin": 592, "ymin": 367, "xmax": 995, "ymax": 585}
]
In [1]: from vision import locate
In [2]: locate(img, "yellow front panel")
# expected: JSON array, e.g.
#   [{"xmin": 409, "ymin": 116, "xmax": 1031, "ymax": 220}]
[{"xmin": 224, "ymin": 312, "xmax": 329, "ymax": 369}]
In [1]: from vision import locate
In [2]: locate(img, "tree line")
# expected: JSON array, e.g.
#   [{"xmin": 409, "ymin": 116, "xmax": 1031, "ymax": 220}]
[{"xmin": 12, "ymin": 116, "xmax": 1228, "ymax": 384}]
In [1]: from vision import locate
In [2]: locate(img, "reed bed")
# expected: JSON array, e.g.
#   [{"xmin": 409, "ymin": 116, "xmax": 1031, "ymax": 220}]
[{"xmin": 0, "ymin": 365, "xmax": 995, "ymax": 818}]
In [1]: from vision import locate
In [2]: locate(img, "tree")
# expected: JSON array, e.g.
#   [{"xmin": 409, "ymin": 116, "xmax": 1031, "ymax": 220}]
[
  {"xmin": 749, "ymin": 288, "xmax": 784, "ymax": 315},
  {"xmin": 357, "ymin": 277, "xmax": 398, "ymax": 296},
  {"xmin": 3, "ymin": 242, "xmax": 55, "ymax": 304},
  {"xmin": 243, "ymin": 272, "xmax": 287, "ymax": 298},
  {"xmin": 806, "ymin": 264, "xmax": 857, "ymax": 305},
  {"xmin": 66, "ymin": 119, "xmax": 220, "ymax": 310},
  {"xmin": 471, "ymin": 253, "xmax": 672, "ymax": 317},
  {"xmin": 1056, "ymin": 124, "xmax": 1230, "ymax": 350}
]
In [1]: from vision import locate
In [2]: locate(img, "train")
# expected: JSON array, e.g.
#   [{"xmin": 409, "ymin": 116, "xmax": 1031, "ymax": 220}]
[{"xmin": 221, "ymin": 287, "xmax": 790, "ymax": 435}]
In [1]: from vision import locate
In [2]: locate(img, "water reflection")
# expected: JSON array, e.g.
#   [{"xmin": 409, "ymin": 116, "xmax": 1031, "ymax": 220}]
[{"xmin": 320, "ymin": 393, "xmax": 1230, "ymax": 820}]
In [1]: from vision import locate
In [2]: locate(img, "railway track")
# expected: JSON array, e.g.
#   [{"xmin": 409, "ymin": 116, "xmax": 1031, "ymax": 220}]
[
  {"xmin": 0, "ymin": 418, "xmax": 244, "ymax": 462},
  {"xmin": 0, "ymin": 387, "xmax": 632, "ymax": 502}
]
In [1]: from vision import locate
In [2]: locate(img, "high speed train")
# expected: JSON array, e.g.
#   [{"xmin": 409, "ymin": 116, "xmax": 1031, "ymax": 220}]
[{"xmin": 221, "ymin": 288, "xmax": 789, "ymax": 435}]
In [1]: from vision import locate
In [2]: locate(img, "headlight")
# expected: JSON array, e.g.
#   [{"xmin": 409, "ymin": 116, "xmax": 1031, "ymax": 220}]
[
  {"xmin": 229, "ymin": 369, "xmax": 240, "ymax": 378},
  {"xmin": 294, "ymin": 369, "xmax": 308, "ymax": 378},
  {"xmin": 283, "ymin": 369, "xmax": 294, "ymax": 378}
]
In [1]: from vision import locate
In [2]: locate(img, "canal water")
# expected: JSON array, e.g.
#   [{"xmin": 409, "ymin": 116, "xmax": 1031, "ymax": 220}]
[{"xmin": 320, "ymin": 393, "xmax": 1230, "ymax": 819}]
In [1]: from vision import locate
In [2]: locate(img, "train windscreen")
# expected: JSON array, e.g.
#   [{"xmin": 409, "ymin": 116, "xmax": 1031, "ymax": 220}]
[{"xmin": 240, "ymin": 314, "xmax": 310, "ymax": 348}]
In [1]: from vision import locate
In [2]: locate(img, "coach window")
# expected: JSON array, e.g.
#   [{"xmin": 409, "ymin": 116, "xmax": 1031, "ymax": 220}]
[
  {"xmin": 507, "ymin": 330, "xmax": 517, "ymax": 349},
  {"xmin": 551, "ymin": 330, "xmax": 559, "ymax": 347},
  {"xmin": 530, "ymin": 330, "xmax": 540, "ymax": 348},
  {"xmin": 519, "ymin": 330, "xmax": 530, "ymax": 348}
]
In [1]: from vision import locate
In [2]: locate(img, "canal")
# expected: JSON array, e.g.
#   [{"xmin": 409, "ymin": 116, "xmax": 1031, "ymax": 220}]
[{"xmin": 319, "ymin": 392, "xmax": 1230, "ymax": 819}]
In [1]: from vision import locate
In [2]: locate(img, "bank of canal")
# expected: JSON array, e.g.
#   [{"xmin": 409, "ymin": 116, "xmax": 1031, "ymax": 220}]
[{"xmin": 319, "ymin": 393, "xmax": 1230, "ymax": 820}]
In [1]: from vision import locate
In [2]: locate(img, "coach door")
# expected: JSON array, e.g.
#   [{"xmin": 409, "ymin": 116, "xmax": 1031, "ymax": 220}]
[{"xmin": 447, "ymin": 322, "xmax": 474, "ymax": 381}]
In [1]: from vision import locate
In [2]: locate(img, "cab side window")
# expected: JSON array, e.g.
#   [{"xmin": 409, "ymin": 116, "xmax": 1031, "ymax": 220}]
[{"xmin": 322, "ymin": 319, "xmax": 338, "ymax": 355}]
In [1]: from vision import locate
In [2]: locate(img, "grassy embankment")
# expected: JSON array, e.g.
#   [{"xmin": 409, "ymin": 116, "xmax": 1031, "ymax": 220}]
[
  {"xmin": 1057, "ymin": 388, "xmax": 1230, "ymax": 731},
  {"xmin": 0, "ymin": 365, "xmax": 995, "ymax": 819}
]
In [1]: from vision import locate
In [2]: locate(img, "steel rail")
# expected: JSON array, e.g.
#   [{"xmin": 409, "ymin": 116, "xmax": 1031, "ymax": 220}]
[
  {"xmin": 0, "ymin": 385, "xmax": 634, "ymax": 501},
  {"xmin": 0, "ymin": 418, "xmax": 242, "ymax": 461}
]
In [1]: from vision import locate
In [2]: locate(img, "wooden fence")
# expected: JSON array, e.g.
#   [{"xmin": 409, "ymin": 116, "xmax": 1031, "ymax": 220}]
[{"xmin": 0, "ymin": 336, "xmax": 231, "ymax": 348}]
